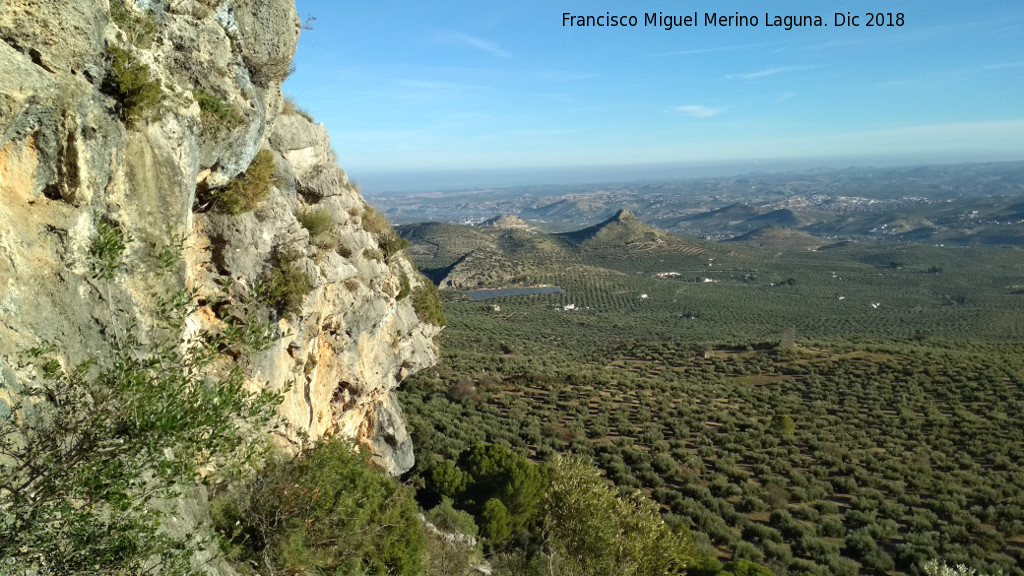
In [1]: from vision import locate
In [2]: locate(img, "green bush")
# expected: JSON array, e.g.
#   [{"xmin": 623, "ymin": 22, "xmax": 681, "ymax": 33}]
[
  {"xmin": 816, "ymin": 515, "xmax": 845, "ymax": 538},
  {"xmin": 862, "ymin": 548, "xmax": 895, "ymax": 572},
  {"xmin": 732, "ymin": 541, "xmax": 765, "ymax": 563},
  {"xmin": 359, "ymin": 204, "xmax": 410, "ymax": 261},
  {"xmin": 298, "ymin": 207, "xmax": 332, "ymax": 237},
  {"xmin": 397, "ymin": 273, "xmax": 413, "ymax": 300},
  {"xmin": 459, "ymin": 444, "xmax": 548, "ymax": 534},
  {"xmin": 216, "ymin": 277, "xmax": 286, "ymax": 358},
  {"xmin": 297, "ymin": 207, "xmax": 337, "ymax": 249},
  {"xmin": 109, "ymin": 0, "xmax": 157, "ymax": 47},
  {"xmin": 381, "ymin": 234, "xmax": 411, "ymax": 261},
  {"xmin": 770, "ymin": 414, "xmax": 795, "ymax": 436},
  {"xmin": 105, "ymin": 45, "xmax": 162, "ymax": 124},
  {"xmin": 213, "ymin": 437, "xmax": 425, "ymax": 575},
  {"xmin": 215, "ymin": 150, "xmax": 277, "ymax": 215},
  {"xmin": 425, "ymin": 498, "xmax": 479, "ymax": 539},
  {"xmin": 264, "ymin": 258, "xmax": 312, "ymax": 319},
  {"xmin": 194, "ymin": 89, "xmax": 242, "ymax": 130},
  {"xmin": 688, "ymin": 556, "xmax": 725, "ymax": 576},
  {"xmin": 424, "ymin": 529, "xmax": 481, "ymax": 576},
  {"xmin": 88, "ymin": 217, "xmax": 133, "ymax": 280},
  {"xmin": 0, "ymin": 288, "xmax": 282, "ymax": 573},
  {"xmin": 363, "ymin": 247, "xmax": 384, "ymax": 262},
  {"xmin": 723, "ymin": 558, "xmax": 777, "ymax": 576},
  {"xmin": 430, "ymin": 460, "xmax": 469, "ymax": 498},
  {"xmin": 413, "ymin": 278, "xmax": 446, "ymax": 327},
  {"xmin": 482, "ymin": 498, "xmax": 515, "ymax": 543},
  {"xmin": 542, "ymin": 454, "xmax": 697, "ymax": 576},
  {"xmin": 149, "ymin": 230, "xmax": 186, "ymax": 273},
  {"xmin": 361, "ymin": 204, "xmax": 392, "ymax": 237}
]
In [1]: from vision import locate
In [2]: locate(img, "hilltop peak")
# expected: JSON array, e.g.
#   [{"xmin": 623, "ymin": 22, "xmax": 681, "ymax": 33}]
[
  {"xmin": 559, "ymin": 208, "xmax": 665, "ymax": 246},
  {"xmin": 481, "ymin": 214, "xmax": 532, "ymax": 229},
  {"xmin": 610, "ymin": 209, "xmax": 636, "ymax": 222}
]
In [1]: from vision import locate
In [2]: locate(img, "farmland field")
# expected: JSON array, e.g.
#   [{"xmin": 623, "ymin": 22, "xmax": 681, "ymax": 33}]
[{"xmin": 398, "ymin": 216, "xmax": 1024, "ymax": 576}]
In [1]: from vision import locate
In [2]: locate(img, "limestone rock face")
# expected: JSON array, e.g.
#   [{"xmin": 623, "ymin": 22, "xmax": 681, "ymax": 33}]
[
  {"xmin": 0, "ymin": 0, "xmax": 437, "ymax": 475},
  {"xmin": 198, "ymin": 111, "xmax": 440, "ymax": 475}
]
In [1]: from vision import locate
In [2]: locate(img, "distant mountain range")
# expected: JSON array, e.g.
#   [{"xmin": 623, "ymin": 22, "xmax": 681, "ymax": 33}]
[
  {"xmin": 399, "ymin": 210, "xmax": 716, "ymax": 289},
  {"xmin": 373, "ymin": 162, "xmax": 1024, "ymax": 246}
]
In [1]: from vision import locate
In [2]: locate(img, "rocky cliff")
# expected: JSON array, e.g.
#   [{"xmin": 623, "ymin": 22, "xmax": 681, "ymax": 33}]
[{"xmin": 0, "ymin": 0, "xmax": 438, "ymax": 475}]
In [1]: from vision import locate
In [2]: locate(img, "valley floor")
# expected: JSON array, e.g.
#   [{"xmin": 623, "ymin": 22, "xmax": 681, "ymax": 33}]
[{"xmin": 399, "ymin": 224, "xmax": 1024, "ymax": 576}]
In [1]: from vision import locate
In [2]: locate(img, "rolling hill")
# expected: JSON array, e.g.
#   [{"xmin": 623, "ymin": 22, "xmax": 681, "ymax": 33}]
[
  {"xmin": 557, "ymin": 209, "xmax": 666, "ymax": 247},
  {"xmin": 724, "ymin": 226, "xmax": 829, "ymax": 251}
]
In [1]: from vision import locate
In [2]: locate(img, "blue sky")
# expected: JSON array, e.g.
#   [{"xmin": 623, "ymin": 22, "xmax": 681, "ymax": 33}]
[{"xmin": 285, "ymin": 0, "xmax": 1024, "ymax": 190}]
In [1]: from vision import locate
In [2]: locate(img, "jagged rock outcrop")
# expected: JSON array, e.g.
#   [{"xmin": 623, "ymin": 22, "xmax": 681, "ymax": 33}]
[{"xmin": 0, "ymin": 0, "xmax": 438, "ymax": 475}]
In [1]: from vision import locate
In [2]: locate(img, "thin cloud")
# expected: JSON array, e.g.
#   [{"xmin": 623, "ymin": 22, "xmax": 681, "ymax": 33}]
[
  {"xmin": 394, "ymin": 79, "xmax": 487, "ymax": 91},
  {"xmin": 647, "ymin": 47, "xmax": 720, "ymax": 57},
  {"xmin": 435, "ymin": 31, "xmax": 511, "ymax": 58},
  {"xmin": 981, "ymin": 60, "xmax": 1024, "ymax": 70},
  {"xmin": 675, "ymin": 105, "xmax": 721, "ymax": 118},
  {"xmin": 726, "ymin": 65, "xmax": 820, "ymax": 80},
  {"xmin": 383, "ymin": 78, "xmax": 491, "ymax": 102},
  {"xmin": 875, "ymin": 61, "xmax": 1018, "ymax": 89},
  {"xmin": 644, "ymin": 41, "xmax": 785, "ymax": 58}
]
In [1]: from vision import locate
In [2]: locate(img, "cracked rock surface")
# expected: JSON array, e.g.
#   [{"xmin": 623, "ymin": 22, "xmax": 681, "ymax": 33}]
[{"xmin": 0, "ymin": 0, "xmax": 438, "ymax": 477}]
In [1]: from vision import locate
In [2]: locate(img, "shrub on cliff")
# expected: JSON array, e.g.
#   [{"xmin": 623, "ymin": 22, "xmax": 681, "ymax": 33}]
[
  {"xmin": 397, "ymin": 272, "xmax": 413, "ymax": 300},
  {"xmin": 194, "ymin": 89, "xmax": 243, "ymax": 131},
  {"xmin": 105, "ymin": 45, "xmax": 162, "ymax": 125},
  {"xmin": 213, "ymin": 438, "xmax": 425, "ymax": 575},
  {"xmin": 215, "ymin": 150, "xmax": 277, "ymax": 215},
  {"xmin": 363, "ymin": 247, "xmax": 385, "ymax": 261},
  {"xmin": 109, "ymin": 0, "xmax": 157, "ymax": 47},
  {"xmin": 297, "ymin": 207, "xmax": 337, "ymax": 249},
  {"xmin": 297, "ymin": 207, "xmax": 332, "ymax": 237},
  {"xmin": 360, "ymin": 204, "xmax": 391, "ymax": 237},
  {"xmin": 88, "ymin": 216, "xmax": 133, "ymax": 280},
  {"xmin": 0, "ymin": 285, "xmax": 282, "ymax": 573},
  {"xmin": 413, "ymin": 278, "xmax": 446, "ymax": 327},
  {"xmin": 246, "ymin": 54, "xmax": 295, "ymax": 88},
  {"xmin": 255, "ymin": 249, "xmax": 312, "ymax": 320},
  {"xmin": 282, "ymin": 94, "xmax": 315, "ymax": 122},
  {"xmin": 360, "ymin": 204, "xmax": 411, "ymax": 260},
  {"xmin": 425, "ymin": 498, "xmax": 480, "ymax": 539},
  {"xmin": 381, "ymin": 234, "xmax": 411, "ymax": 261}
]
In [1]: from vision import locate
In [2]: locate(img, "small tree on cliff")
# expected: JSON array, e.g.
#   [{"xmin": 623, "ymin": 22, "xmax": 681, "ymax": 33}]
[{"xmin": 0, "ymin": 227, "xmax": 283, "ymax": 573}]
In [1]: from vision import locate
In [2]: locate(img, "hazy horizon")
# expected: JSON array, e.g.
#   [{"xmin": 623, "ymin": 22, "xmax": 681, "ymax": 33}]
[{"xmin": 356, "ymin": 153, "xmax": 1023, "ymax": 194}]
